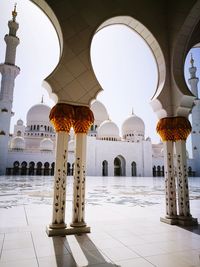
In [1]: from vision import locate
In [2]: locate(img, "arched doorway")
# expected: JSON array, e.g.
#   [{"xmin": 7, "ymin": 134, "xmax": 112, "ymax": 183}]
[
  {"xmin": 13, "ymin": 161, "xmax": 20, "ymax": 175},
  {"xmin": 44, "ymin": 162, "xmax": 50, "ymax": 176},
  {"xmin": 114, "ymin": 156, "xmax": 126, "ymax": 176},
  {"xmin": 36, "ymin": 162, "xmax": 42, "ymax": 175},
  {"xmin": 131, "ymin": 161, "xmax": 137, "ymax": 177},
  {"xmin": 21, "ymin": 161, "xmax": 27, "ymax": 175},
  {"xmin": 102, "ymin": 160, "xmax": 108, "ymax": 176},
  {"xmin": 51, "ymin": 162, "xmax": 55, "ymax": 176},
  {"xmin": 153, "ymin": 166, "xmax": 156, "ymax": 177},
  {"xmin": 157, "ymin": 166, "xmax": 161, "ymax": 177},
  {"xmin": 29, "ymin": 161, "xmax": 35, "ymax": 175}
]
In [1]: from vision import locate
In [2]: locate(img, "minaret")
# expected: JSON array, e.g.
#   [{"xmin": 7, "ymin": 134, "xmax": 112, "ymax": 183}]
[
  {"xmin": 188, "ymin": 54, "xmax": 200, "ymax": 176},
  {"xmin": 0, "ymin": 5, "xmax": 20, "ymax": 175}
]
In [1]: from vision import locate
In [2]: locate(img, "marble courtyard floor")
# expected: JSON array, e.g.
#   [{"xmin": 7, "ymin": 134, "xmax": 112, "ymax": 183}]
[{"xmin": 0, "ymin": 176, "xmax": 200, "ymax": 267}]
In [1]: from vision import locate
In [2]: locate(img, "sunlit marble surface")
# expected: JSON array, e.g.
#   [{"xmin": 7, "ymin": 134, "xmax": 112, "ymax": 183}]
[{"xmin": 0, "ymin": 176, "xmax": 200, "ymax": 267}]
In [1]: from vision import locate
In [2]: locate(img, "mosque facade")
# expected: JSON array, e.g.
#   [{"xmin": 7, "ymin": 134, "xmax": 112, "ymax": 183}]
[
  {"xmin": 3, "ymin": 97, "xmax": 197, "ymax": 177},
  {"xmin": 0, "ymin": 7, "xmax": 199, "ymax": 178}
]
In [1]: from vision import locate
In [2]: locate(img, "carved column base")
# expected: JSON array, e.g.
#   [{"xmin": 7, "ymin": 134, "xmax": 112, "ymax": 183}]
[
  {"xmin": 160, "ymin": 216, "xmax": 198, "ymax": 226},
  {"xmin": 160, "ymin": 216, "xmax": 178, "ymax": 225},
  {"xmin": 46, "ymin": 225, "xmax": 90, "ymax": 237}
]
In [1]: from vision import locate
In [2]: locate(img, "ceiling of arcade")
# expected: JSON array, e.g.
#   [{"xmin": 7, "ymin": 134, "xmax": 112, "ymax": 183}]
[{"xmin": 31, "ymin": 0, "xmax": 200, "ymax": 118}]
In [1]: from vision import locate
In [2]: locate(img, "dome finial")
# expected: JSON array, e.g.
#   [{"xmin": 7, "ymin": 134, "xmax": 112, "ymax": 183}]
[
  {"xmin": 131, "ymin": 107, "xmax": 134, "ymax": 115},
  {"xmin": 190, "ymin": 53, "xmax": 194, "ymax": 67},
  {"xmin": 41, "ymin": 95, "xmax": 44, "ymax": 104},
  {"xmin": 12, "ymin": 3, "xmax": 17, "ymax": 22}
]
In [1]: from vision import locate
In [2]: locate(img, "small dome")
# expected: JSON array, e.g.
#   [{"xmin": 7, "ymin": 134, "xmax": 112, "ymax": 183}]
[
  {"xmin": 10, "ymin": 136, "xmax": 25, "ymax": 150},
  {"xmin": 17, "ymin": 119, "xmax": 23, "ymax": 126},
  {"xmin": 98, "ymin": 120, "xmax": 120, "ymax": 140},
  {"xmin": 90, "ymin": 100, "xmax": 109, "ymax": 124},
  {"xmin": 68, "ymin": 139, "xmax": 75, "ymax": 152},
  {"xmin": 40, "ymin": 138, "xmax": 53, "ymax": 151},
  {"xmin": 26, "ymin": 103, "xmax": 51, "ymax": 125},
  {"xmin": 122, "ymin": 113, "xmax": 145, "ymax": 136}
]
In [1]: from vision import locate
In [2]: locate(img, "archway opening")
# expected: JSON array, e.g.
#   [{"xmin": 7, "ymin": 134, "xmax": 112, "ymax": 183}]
[
  {"xmin": 184, "ymin": 46, "xmax": 200, "ymax": 161},
  {"xmin": 102, "ymin": 160, "xmax": 108, "ymax": 176},
  {"xmin": 21, "ymin": 161, "xmax": 27, "ymax": 175},
  {"xmin": 131, "ymin": 161, "xmax": 137, "ymax": 177},
  {"xmin": 0, "ymin": 0, "xmax": 60, "ymax": 132},
  {"xmin": 114, "ymin": 155, "xmax": 126, "ymax": 176},
  {"xmin": 91, "ymin": 21, "xmax": 159, "ymax": 143},
  {"xmin": 29, "ymin": 161, "xmax": 35, "ymax": 175}
]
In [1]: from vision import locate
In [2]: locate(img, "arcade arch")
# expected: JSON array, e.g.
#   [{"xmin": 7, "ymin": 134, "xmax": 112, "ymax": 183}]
[
  {"xmin": 114, "ymin": 155, "xmax": 126, "ymax": 176},
  {"xmin": 27, "ymin": 0, "xmax": 200, "ymax": 235}
]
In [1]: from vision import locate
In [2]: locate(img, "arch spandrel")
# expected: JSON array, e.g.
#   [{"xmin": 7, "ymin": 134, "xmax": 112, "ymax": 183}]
[
  {"xmin": 31, "ymin": 0, "xmax": 199, "ymax": 116},
  {"xmin": 169, "ymin": 1, "xmax": 200, "ymax": 118},
  {"xmin": 30, "ymin": 0, "xmax": 167, "ymax": 107}
]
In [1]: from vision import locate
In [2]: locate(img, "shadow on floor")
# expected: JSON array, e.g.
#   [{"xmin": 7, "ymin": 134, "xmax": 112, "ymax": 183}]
[
  {"xmin": 52, "ymin": 234, "xmax": 120, "ymax": 267},
  {"xmin": 178, "ymin": 224, "xmax": 200, "ymax": 235}
]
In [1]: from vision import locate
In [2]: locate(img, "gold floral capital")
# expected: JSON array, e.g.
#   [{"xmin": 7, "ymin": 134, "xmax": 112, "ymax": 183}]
[
  {"xmin": 49, "ymin": 103, "xmax": 74, "ymax": 133},
  {"xmin": 73, "ymin": 106, "xmax": 94, "ymax": 134},
  {"xmin": 156, "ymin": 116, "xmax": 191, "ymax": 141}
]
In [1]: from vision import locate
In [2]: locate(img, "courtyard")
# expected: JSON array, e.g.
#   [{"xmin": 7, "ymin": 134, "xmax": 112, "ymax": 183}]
[{"xmin": 0, "ymin": 176, "xmax": 200, "ymax": 267}]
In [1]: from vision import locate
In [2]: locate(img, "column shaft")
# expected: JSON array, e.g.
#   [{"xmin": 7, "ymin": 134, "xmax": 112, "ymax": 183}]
[
  {"xmin": 50, "ymin": 131, "xmax": 69, "ymax": 228},
  {"xmin": 71, "ymin": 133, "xmax": 87, "ymax": 227},
  {"xmin": 163, "ymin": 141, "xmax": 177, "ymax": 217},
  {"xmin": 175, "ymin": 140, "xmax": 191, "ymax": 217}
]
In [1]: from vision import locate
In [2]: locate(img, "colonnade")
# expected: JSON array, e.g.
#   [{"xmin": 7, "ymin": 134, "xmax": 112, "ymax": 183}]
[
  {"xmin": 157, "ymin": 117, "xmax": 197, "ymax": 225},
  {"xmin": 47, "ymin": 110, "xmax": 197, "ymax": 236},
  {"xmin": 46, "ymin": 103, "xmax": 94, "ymax": 236}
]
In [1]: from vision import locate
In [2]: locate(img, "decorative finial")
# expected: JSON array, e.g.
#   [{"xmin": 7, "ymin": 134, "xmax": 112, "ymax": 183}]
[
  {"xmin": 190, "ymin": 53, "xmax": 194, "ymax": 67},
  {"xmin": 12, "ymin": 3, "xmax": 17, "ymax": 22},
  {"xmin": 131, "ymin": 107, "xmax": 134, "ymax": 115},
  {"xmin": 41, "ymin": 95, "xmax": 44, "ymax": 104}
]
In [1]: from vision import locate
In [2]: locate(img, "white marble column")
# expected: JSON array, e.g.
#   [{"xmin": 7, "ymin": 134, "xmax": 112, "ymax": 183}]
[
  {"xmin": 161, "ymin": 141, "xmax": 177, "ymax": 222},
  {"xmin": 71, "ymin": 133, "xmax": 87, "ymax": 227},
  {"xmin": 69, "ymin": 105, "xmax": 93, "ymax": 234},
  {"xmin": 157, "ymin": 116, "xmax": 198, "ymax": 226},
  {"xmin": 46, "ymin": 103, "xmax": 74, "ymax": 236},
  {"xmin": 175, "ymin": 140, "xmax": 191, "ymax": 217},
  {"xmin": 173, "ymin": 117, "xmax": 198, "ymax": 225},
  {"xmin": 50, "ymin": 131, "xmax": 69, "ymax": 229}
]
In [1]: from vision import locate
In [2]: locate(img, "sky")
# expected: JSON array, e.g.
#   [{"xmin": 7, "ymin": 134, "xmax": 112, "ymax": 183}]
[{"xmin": 0, "ymin": 0, "xmax": 200, "ymax": 154}]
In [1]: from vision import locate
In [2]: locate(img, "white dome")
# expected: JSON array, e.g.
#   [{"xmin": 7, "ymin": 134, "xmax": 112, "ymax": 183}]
[
  {"xmin": 68, "ymin": 139, "xmax": 75, "ymax": 152},
  {"xmin": 98, "ymin": 120, "xmax": 120, "ymax": 139},
  {"xmin": 26, "ymin": 103, "xmax": 51, "ymax": 125},
  {"xmin": 91, "ymin": 100, "xmax": 109, "ymax": 124},
  {"xmin": 11, "ymin": 136, "xmax": 25, "ymax": 150},
  {"xmin": 122, "ymin": 114, "xmax": 145, "ymax": 136},
  {"xmin": 17, "ymin": 119, "xmax": 23, "ymax": 126},
  {"xmin": 40, "ymin": 138, "xmax": 53, "ymax": 151}
]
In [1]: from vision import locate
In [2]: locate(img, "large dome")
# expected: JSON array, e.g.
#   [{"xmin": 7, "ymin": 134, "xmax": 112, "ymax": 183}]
[
  {"xmin": 98, "ymin": 120, "xmax": 120, "ymax": 140},
  {"xmin": 26, "ymin": 103, "xmax": 51, "ymax": 125},
  {"xmin": 122, "ymin": 114, "xmax": 145, "ymax": 135},
  {"xmin": 10, "ymin": 136, "xmax": 25, "ymax": 150},
  {"xmin": 90, "ymin": 100, "xmax": 109, "ymax": 124}
]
